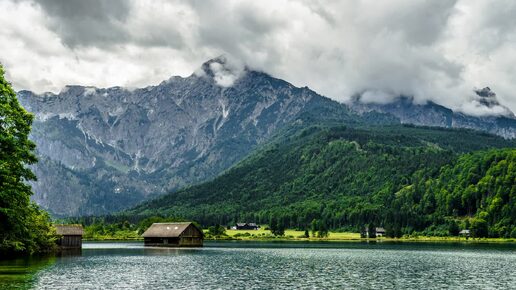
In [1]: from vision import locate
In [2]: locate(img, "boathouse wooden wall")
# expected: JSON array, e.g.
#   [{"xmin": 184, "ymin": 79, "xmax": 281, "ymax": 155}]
[{"xmin": 57, "ymin": 235, "xmax": 82, "ymax": 248}]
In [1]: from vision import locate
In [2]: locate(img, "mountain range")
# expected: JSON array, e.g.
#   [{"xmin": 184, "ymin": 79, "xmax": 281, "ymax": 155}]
[
  {"xmin": 17, "ymin": 57, "xmax": 516, "ymax": 217},
  {"xmin": 350, "ymin": 87, "xmax": 516, "ymax": 139}
]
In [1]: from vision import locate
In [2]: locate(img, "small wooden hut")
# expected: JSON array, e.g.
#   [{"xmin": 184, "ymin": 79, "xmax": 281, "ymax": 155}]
[
  {"xmin": 142, "ymin": 222, "xmax": 203, "ymax": 247},
  {"xmin": 55, "ymin": 224, "xmax": 84, "ymax": 249}
]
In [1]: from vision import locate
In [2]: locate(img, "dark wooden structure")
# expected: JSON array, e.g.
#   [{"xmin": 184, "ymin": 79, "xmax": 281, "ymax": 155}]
[
  {"xmin": 142, "ymin": 222, "xmax": 203, "ymax": 247},
  {"xmin": 55, "ymin": 224, "xmax": 84, "ymax": 249},
  {"xmin": 235, "ymin": 223, "xmax": 259, "ymax": 230}
]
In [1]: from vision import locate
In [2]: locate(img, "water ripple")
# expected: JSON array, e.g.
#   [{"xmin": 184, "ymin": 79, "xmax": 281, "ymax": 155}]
[{"xmin": 28, "ymin": 242, "xmax": 516, "ymax": 289}]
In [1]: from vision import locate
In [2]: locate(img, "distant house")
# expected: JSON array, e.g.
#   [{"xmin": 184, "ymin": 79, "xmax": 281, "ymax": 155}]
[
  {"xmin": 375, "ymin": 227, "xmax": 386, "ymax": 237},
  {"xmin": 361, "ymin": 226, "xmax": 386, "ymax": 238},
  {"xmin": 55, "ymin": 224, "xmax": 84, "ymax": 249},
  {"xmin": 459, "ymin": 229, "xmax": 470, "ymax": 237},
  {"xmin": 234, "ymin": 223, "xmax": 260, "ymax": 230},
  {"xmin": 142, "ymin": 222, "xmax": 203, "ymax": 247}
]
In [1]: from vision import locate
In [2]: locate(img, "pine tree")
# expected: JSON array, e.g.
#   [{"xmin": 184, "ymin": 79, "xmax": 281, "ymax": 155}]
[
  {"xmin": 311, "ymin": 219, "xmax": 318, "ymax": 237},
  {"xmin": 317, "ymin": 219, "xmax": 329, "ymax": 238},
  {"xmin": 270, "ymin": 216, "xmax": 285, "ymax": 236}
]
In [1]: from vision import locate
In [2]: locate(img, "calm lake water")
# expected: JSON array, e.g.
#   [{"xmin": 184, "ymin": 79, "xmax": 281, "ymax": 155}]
[{"xmin": 1, "ymin": 241, "xmax": 516, "ymax": 289}]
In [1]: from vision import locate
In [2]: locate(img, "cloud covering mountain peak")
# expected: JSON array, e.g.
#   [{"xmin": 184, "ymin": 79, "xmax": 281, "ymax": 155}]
[
  {"xmin": 1, "ymin": 0, "xmax": 516, "ymax": 116},
  {"xmin": 195, "ymin": 56, "xmax": 246, "ymax": 87}
]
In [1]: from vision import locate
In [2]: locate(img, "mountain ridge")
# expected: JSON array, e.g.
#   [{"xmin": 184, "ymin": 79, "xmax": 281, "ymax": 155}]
[
  {"xmin": 350, "ymin": 90, "xmax": 516, "ymax": 139},
  {"xmin": 18, "ymin": 58, "xmax": 359, "ymax": 216},
  {"xmin": 17, "ymin": 57, "xmax": 516, "ymax": 217}
]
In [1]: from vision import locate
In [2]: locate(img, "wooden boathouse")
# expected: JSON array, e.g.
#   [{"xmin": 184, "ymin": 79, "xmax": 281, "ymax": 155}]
[
  {"xmin": 142, "ymin": 222, "xmax": 204, "ymax": 247},
  {"xmin": 55, "ymin": 224, "xmax": 84, "ymax": 249}
]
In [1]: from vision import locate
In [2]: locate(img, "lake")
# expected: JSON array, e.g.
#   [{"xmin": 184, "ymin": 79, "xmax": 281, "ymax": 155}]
[{"xmin": 1, "ymin": 241, "xmax": 515, "ymax": 289}]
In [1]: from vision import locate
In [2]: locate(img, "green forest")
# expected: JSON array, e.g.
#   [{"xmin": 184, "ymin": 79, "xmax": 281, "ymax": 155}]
[
  {"xmin": 0, "ymin": 66, "xmax": 56, "ymax": 256},
  {"xmin": 393, "ymin": 148, "xmax": 516, "ymax": 238},
  {"xmin": 129, "ymin": 125, "xmax": 516, "ymax": 238}
]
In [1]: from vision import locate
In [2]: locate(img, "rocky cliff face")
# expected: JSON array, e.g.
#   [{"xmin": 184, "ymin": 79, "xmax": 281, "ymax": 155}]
[
  {"xmin": 18, "ymin": 57, "xmax": 516, "ymax": 216},
  {"xmin": 18, "ymin": 57, "xmax": 352, "ymax": 216},
  {"xmin": 350, "ymin": 89, "xmax": 516, "ymax": 139}
]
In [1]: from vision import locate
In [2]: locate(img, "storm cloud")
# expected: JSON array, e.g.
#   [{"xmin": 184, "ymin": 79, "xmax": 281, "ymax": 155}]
[{"xmin": 1, "ymin": 0, "xmax": 516, "ymax": 116}]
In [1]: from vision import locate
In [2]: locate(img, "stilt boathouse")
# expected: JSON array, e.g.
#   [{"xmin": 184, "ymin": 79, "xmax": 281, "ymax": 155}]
[
  {"xmin": 142, "ymin": 222, "xmax": 204, "ymax": 247},
  {"xmin": 55, "ymin": 224, "xmax": 84, "ymax": 249}
]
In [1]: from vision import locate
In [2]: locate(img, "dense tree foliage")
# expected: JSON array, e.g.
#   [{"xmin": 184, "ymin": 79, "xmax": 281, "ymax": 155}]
[
  {"xmin": 391, "ymin": 149, "xmax": 516, "ymax": 237},
  {"xmin": 0, "ymin": 65, "xmax": 56, "ymax": 255},
  {"xmin": 129, "ymin": 124, "xmax": 515, "ymax": 237},
  {"xmin": 206, "ymin": 224, "xmax": 227, "ymax": 238}
]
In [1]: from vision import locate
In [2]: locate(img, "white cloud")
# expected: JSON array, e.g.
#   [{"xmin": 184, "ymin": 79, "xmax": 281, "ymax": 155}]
[
  {"xmin": 83, "ymin": 87, "xmax": 96, "ymax": 96},
  {"xmin": 360, "ymin": 91, "xmax": 397, "ymax": 105},
  {"xmin": 1, "ymin": 0, "xmax": 515, "ymax": 116},
  {"xmin": 208, "ymin": 57, "xmax": 245, "ymax": 87}
]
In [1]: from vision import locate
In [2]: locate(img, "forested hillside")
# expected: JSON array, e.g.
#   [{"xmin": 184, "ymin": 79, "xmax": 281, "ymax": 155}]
[
  {"xmin": 392, "ymin": 149, "xmax": 516, "ymax": 238},
  {"xmin": 129, "ymin": 124, "xmax": 516, "ymax": 237}
]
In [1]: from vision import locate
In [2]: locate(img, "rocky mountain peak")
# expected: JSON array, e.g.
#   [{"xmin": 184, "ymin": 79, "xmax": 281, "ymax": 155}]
[
  {"xmin": 17, "ymin": 60, "xmax": 345, "ymax": 216},
  {"xmin": 474, "ymin": 87, "xmax": 514, "ymax": 117},
  {"xmin": 349, "ymin": 89, "xmax": 516, "ymax": 139},
  {"xmin": 475, "ymin": 87, "xmax": 496, "ymax": 99}
]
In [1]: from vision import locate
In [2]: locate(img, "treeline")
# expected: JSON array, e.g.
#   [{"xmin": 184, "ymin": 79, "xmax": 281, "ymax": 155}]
[{"xmin": 128, "ymin": 125, "xmax": 516, "ymax": 238}]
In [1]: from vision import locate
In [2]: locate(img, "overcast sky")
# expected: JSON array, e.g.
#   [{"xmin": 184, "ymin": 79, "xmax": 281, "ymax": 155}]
[{"xmin": 1, "ymin": 0, "xmax": 516, "ymax": 116}]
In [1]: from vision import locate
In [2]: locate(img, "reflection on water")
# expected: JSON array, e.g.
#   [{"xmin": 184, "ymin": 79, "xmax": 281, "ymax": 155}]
[
  {"xmin": 56, "ymin": 248, "xmax": 82, "ymax": 257},
  {"xmin": 0, "ymin": 256, "xmax": 56, "ymax": 290},
  {"xmin": 1, "ymin": 241, "xmax": 515, "ymax": 289}
]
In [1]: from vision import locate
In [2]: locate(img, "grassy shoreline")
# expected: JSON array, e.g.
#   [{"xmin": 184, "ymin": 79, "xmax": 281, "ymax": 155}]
[{"xmin": 83, "ymin": 228, "xmax": 516, "ymax": 243}]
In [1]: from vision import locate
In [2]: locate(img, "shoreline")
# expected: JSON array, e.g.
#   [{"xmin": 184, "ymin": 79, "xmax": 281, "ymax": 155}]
[{"xmin": 83, "ymin": 236, "xmax": 516, "ymax": 244}]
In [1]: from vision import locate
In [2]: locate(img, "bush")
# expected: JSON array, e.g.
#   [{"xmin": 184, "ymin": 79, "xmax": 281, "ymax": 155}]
[
  {"xmin": 510, "ymin": 228, "xmax": 516, "ymax": 239},
  {"xmin": 470, "ymin": 218, "xmax": 488, "ymax": 238},
  {"xmin": 448, "ymin": 221, "xmax": 460, "ymax": 236},
  {"xmin": 233, "ymin": 232, "xmax": 251, "ymax": 238},
  {"xmin": 208, "ymin": 224, "xmax": 226, "ymax": 237}
]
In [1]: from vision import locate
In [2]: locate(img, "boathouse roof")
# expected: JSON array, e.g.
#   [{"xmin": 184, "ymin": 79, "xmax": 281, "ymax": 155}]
[
  {"xmin": 55, "ymin": 224, "xmax": 84, "ymax": 236},
  {"xmin": 141, "ymin": 222, "xmax": 200, "ymax": 238}
]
